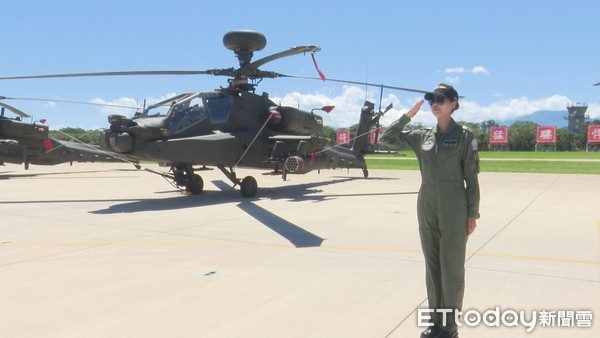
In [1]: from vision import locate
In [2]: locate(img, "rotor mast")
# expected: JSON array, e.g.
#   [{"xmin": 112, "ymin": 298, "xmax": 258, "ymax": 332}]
[{"xmin": 223, "ymin": 31, "xmax": 267, "ymax": 90}]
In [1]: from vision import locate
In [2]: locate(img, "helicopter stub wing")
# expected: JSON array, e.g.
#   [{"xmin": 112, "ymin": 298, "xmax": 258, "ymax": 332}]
[
  {"xmin": 268, "ymin": 135, "xmax": 330, "ymax": 147},
  {"xmin": 268, "ymin": 135, "xmax": 313, "ymax": 141},
  {"xmin": 0, "ymin": 139, "xmax": 20, "ymax": 146}
]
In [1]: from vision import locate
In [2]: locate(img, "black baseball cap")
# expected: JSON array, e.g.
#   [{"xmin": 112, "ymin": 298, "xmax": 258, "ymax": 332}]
[{"xmin": 424, "ymin": 83, "xmax": 459, "ymax": 109}]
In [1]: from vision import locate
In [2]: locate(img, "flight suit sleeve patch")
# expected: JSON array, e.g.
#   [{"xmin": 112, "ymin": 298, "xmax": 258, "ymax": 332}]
[
  {"xmin": 471, "ymin": 138, "xmax": 479, "ymax": 152},
  {"xmin": 472, "ymin": 138, "xmax": 480, "ymax": 173}
]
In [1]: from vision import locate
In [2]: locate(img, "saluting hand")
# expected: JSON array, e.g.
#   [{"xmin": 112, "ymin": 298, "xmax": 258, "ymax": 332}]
[{"xmin": 406, "ymin": 99, "xmax": 424, "ymax": 119}]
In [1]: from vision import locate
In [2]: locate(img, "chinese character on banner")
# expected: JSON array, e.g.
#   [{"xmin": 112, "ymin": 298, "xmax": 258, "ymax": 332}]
[
  {"xmin": 370, "ymin": 128, "xmax": 384, "ymax": 144},
  {"xmin": 489, "ymin": 127, "xmax": 508, "ymax": 144},
  {"xmin": 336, "ymin": 129, "xmax": 350, "ymax": 144},
  {"xmin": 536, "ymin": 126, "xmax": 557, "ymax": 143},
  {"xmin": 588, "ymin": 125, "xmax": 600, "ymax": 143}
]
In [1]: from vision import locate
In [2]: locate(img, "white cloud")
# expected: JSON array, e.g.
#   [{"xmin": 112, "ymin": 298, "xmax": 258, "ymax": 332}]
[
  {"xmin": 439, "ymin": 66, "xmax": 489, "ymax": 88},
  {"xmin": 456, "ymin": 95, "xmax": 570, "ymax": 123},
  {"xmin": 442, "ymin": 66, "xmax": 490, "ymax": 75},
  {"xmin": 91, "ymin": 93, "xmax": 177, "ymax": 116},
  {"xmin": 89, "ymin": 90, "xmax": 597, "ymax": 132},
  {"xmin": 273, "ymin": 87, "xmax": 582, "ymax": 128},
  {"xmin": 587, "ymin": 103, "xmax": 600, "ymax": 119},
  {"xmin": 472, "ymin": 66, "xmax": 490, "ymax": 75},
  {"xmin": 444, "ymin": 76, "xmax": 460, "ymax": 85},
  {"xmin": 444, "ymin": 67, "xmax": 465, "ymax": 73},
  {"xmin": 442, "ymin": 66, "xmax": 489, "ymax": 75},
  {"xmin": 273, "ymin": 86, "xmax": 409, "ymax": 129}
]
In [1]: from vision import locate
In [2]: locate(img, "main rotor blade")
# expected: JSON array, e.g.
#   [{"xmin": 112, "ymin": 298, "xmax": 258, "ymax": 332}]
[
  {"xmin": 0, "ymin": 101, "xmax": 31, "ymax": 118},
  {"xmin": 0, "ymin": 70, "xmax": 214, "ymax": 80},
  {"xmin": 1, "ymin": 96, "xmax": 139, "ymax": 109},
  {"xmin": 245, "ymin": 45, "xmax": 321, "ymax": 74},
  {"xmin": 594, "ymin": 82, "xmax": 600, "ymax": 86},
  {"xmin": 278, "ymin": 74, "xmax": 430, "ymax": 95}
]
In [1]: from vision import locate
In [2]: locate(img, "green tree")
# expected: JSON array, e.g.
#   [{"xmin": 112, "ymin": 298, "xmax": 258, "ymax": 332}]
[
  {"xmin": 321, "ymin": 125, "xmax": 335, "ymax": 140},
  {"xmin": 49, "ymin": 128, "xmax": 102, "ymax": 145},
  {"xmin": 556, "ymin": 128, "xmax": 579, "ymax": 151},
  {"xmin": 458, "ymin": 121, "xmax": 487, "ymax": 151},
  {"xmin": 480, "ymin": 119, "xmax": 498, "ymax": 134},
  {"xmin": 509, "ymin": 121, "xmax": 538, "ymax": 151}
]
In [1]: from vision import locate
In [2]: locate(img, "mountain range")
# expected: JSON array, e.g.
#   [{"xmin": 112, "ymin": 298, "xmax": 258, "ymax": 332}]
[{"xmin": 497, "ymin": 110, "xmax": 570, "ymax": 127}]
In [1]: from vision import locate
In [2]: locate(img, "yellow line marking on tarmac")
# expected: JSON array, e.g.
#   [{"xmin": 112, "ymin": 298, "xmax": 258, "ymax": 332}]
[
  {"xmin": 2, "ymin": 241, "xmax": 598, "ymax": 265},
  {"xmin": 471, "ymin": 252, "xmax": 598, "ymax": 266}
]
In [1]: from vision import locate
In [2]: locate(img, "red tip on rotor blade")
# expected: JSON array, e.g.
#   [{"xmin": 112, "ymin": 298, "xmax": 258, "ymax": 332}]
[{"xmin": 311, "ymin": 53, "xmax": 326, "ymax": 81}]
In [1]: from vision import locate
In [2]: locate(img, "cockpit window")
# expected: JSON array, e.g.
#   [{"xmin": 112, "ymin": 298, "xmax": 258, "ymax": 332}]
[
  {"xmin": 141, "ymin": 93, "xmax": 189, "ymax": 118},
  {"xmin": 169, "ymin": 96, "xmax": 207, "ymax": 133},
  {"xmin": 206, "ymin": 95, "xmax": 232, "ymax": 123}
]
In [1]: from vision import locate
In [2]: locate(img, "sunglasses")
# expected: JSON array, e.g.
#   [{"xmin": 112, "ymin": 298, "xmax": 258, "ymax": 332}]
[{"xmin": 427, "ymin": 97, "xmax": 448, "ymax": 105}]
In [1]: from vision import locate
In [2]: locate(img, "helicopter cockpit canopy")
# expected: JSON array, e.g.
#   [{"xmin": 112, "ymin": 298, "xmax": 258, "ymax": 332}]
[
  {"xmin": 141, "ymin": 93, "xmax": 192, "ymax": 118},
  {"xmin": 168, "ymin": 93, "xmax": 207, "ymax": 134},
  {"xmin": 140, "ymin": 92, "xmax": 234, "ymax": 134}
]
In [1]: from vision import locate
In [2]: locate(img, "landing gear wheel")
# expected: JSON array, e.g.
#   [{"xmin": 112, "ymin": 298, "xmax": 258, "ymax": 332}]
[
  {"xmin": 362, "ymin": 168, "xmax": 369, "ymax": 178},
  {"xmin": 186, "ymin": 174, "xmax": 204, "ymax": 195},
  {"xmin": 240, "ymin": 176, "xmax": 258, "ymax": 198}
]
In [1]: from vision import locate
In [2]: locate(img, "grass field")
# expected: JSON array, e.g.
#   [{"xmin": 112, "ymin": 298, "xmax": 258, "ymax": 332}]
[{"xmin": 364, "ymin": 151, "xmax": 600, "ymax": 174}]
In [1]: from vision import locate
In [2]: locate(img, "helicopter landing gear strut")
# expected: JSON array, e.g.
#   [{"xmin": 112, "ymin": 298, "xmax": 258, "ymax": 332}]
[
  {"xmin": 173, "ymin": 164, "xmax": 204, "ymax": 194},
  {"xmin": 217, "ymin": 165, "xmax": 258, "ymax": 198}
]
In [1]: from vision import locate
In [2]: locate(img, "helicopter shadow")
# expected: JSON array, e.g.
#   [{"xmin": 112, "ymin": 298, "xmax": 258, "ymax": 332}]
[
  {"xmin": 0, "ymin": 170, "xmax": 16, "ymax": 177},
  {"xmin": 88, "ymin": 176, "xmax": 414, "ymax": 248},
  {"xmin": 88, "ymin": 176, "xmax": 367, "ymax": 215},
  {"xmin": 236, "ymin": 201, "xmax": 324, "ymax": 248},
  {"xmin": 0, "ymin": 168, "xmax": 140, "ymax": 180},
  {"xmin": 89, "ymin": 175, "xmax": 410, "ymax": 213},
  {"xmin": 89, "ymin": 184, "xmax": 326, "ymax": 248}
]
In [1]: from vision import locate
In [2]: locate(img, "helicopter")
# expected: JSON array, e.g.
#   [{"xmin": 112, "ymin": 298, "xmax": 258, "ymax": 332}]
[
  {"xmin": 0, "ymin": 101, "xmax": 136, "ymax": 169},
  {"xmin": 0, "ymin": 30, "xmax": 427, "ymax": 197}
]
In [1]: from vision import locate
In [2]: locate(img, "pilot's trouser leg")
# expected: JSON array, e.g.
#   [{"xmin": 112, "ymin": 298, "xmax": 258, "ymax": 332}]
[{"xmin": 417, "ymin": 184, "xmax": 468, "ymax": 334}]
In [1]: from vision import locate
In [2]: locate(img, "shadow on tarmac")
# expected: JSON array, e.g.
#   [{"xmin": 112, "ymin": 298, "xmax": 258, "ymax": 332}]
[
  {"xmin": 1, "ymin": 175, "xmax": 415, "ymax": 248},
  {"xmin": 0, "ymin": 168, "xmax": 140, "ymax": 180},
  {"xmin": 86, "ymin": 177, "xmax": 414, "ymax": 248}
]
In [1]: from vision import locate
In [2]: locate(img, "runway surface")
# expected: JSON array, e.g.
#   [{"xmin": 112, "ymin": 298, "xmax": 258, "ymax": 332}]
[{"xmin": 1, "ymin": 162, "xmax": 598, "ymax": 337}]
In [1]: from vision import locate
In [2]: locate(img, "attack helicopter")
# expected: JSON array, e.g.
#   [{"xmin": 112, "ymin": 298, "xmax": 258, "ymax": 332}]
[
  {"xmin": 0, "ymin": 101, "xmax": 136, "ymax": 169},
  {"xmin": 0, "ymin": 30, "xmax": 427, "ymax": 197}
]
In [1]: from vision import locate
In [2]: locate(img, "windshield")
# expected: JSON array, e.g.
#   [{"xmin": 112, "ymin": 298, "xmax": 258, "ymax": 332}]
[
  {"xmin": 169, "ymin": 95, "xmax": 207, "ymax": 133},
  {"xmin": 206, "ymin": 94, "xmax": 232, "ymax": 123},
  {"xmin": 140, "ymin": 93, "xmax": 190, "ymax": 118}
]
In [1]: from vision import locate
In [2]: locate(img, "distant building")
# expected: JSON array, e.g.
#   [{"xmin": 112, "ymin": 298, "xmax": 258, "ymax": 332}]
[{"xmin": 565, "ymin": 102, "xmax": 589, "ymax": 132}]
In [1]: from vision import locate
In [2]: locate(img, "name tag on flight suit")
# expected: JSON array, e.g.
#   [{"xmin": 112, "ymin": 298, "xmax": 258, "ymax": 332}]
[{"xmin": 441, "ymin": 139, "xmax": 458, "ymax": 148}]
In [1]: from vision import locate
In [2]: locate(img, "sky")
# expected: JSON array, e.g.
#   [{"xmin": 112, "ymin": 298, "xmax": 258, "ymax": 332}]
[{"xmin": 1, "ymin": 0, "xmax": 599, "ymax": 130}]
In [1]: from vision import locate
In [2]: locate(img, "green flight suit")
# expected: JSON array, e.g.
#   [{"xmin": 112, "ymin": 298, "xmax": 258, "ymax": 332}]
[{"xmin": 386, "ymin": 114, "xmax": 480, "ymax": 333}]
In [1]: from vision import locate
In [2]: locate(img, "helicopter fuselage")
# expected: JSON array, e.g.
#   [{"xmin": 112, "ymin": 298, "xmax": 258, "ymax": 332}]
[{"xmin": 100, "ymin": 89, "xmax": 326, "ymax": 169}]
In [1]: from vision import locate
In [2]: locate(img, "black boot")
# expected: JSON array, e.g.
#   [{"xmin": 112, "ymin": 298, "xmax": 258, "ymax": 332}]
[
  {"xmin": 434, "ymin": 328, "xmax": 458, "ymax": 338},
  {"xmin": 420, "ymin": 325, "xmax": 441, "ymax": 338}
]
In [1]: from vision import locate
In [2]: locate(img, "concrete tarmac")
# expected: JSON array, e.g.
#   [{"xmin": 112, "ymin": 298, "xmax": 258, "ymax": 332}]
[{"xmin": 0, "ymin": 163, "xmax": 598, "ymax": 338}]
